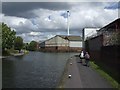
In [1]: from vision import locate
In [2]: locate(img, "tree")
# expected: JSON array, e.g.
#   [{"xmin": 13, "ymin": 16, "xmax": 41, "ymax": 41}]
[
  {"xmin": 14, "ymin": 36, "xmax": 23, "ymax": 52},
  {"xmin": 28, "ymin": 41, "xmax": 38, "ymax": 51},
  {"xmin": 2, "ymin": 23, "xmax": 16, "ymax": 51},
  {"xmin": 23, "ymin": 43, "xmax": 29, "ymax": 50}
]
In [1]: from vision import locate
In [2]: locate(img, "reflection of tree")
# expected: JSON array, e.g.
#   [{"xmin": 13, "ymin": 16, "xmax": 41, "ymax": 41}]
[{"xmin": 2, "ymin": 59, "xmax": 16, "ymax": 88}]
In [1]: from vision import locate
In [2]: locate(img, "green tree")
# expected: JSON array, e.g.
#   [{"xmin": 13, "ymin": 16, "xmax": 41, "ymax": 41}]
[
  {"xmin": 23, "ymin": 43, "xmax": 29, "ymax": 50},
  {"xmin": 2, "ymin": 23, "xmax": 16, "ymax": 51},
  {"xmin": 14, "ymin": 36, "xmax": 23, "ymax": 52},
  {"xmin": 28, "ymin": 41, "xmax": 38, "ymax": 51}
]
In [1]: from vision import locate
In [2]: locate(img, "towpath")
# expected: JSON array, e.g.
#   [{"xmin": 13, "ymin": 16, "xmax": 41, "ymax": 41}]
[{"xmin": 63, "ymin": 56, "xmax": 113, "ymax": 88}]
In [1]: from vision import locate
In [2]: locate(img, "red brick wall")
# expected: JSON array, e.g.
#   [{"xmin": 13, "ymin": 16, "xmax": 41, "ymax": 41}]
[
  {"xmin": 40, "ymin": 46, "xmax": 82, "ymax": 52},
  {"xmin": 85, "ymin": 36, "xmax": 120, "ymax": 83}
]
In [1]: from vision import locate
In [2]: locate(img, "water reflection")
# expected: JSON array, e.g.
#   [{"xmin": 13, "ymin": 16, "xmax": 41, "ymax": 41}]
[{"xmin": 3, "ymin": 52, "xmax": 78, "ymax": 88}]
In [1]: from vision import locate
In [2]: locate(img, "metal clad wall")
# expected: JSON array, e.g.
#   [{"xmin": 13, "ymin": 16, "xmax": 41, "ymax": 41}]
[
  {"xmin": 56, "ymin": 36, "xmax": 69, "ymax": 46},
  {"xmin": 69, "ymin": 41, "xmax": 82, "ymax": 47},
  {"xmin": 46, "ymin": 36, "xmax": 57, "ymax": 46},
  {"xmin": 45, "ymin": 36, "xmax": 69, "ymax": 46},
  {"xmin": 40, "ymin": 42, "xmax": 45, "ymax": 48}
]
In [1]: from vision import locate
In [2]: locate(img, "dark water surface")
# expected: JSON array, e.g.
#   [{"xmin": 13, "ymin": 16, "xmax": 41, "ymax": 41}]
[{"xmin": 3, "ymin": 51, "xmax": 78, "ymax": 88}]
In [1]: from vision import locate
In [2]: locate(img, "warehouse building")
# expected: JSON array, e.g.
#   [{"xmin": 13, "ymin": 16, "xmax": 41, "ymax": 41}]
[
  {"xmin": 40, "ymin": 35, "xmax": 82, "ymax": 52},
  {"xmin": 85, "ymin": 18, "xmax": 120, "ymax": 82}
]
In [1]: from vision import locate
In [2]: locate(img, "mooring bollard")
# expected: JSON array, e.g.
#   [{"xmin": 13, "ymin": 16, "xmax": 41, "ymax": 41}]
[{"xmin": 68, "ymin": 74, "xmax": 71, "ymax": 78}]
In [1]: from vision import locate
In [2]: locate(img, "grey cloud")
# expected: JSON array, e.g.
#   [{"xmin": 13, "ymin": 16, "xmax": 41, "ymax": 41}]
[
  {"xmin": 15, "ymin": 27, "xmax": 66, "ymax": 34},
  {"xmin": 104, "ymin": 2, "xmax": 120, "ymax": 9},
  {"xmin": 16, "ymin": 27, "xmax": 82, "ymax": 36},
  {"xmin": 14, "ymin": 27, "xmax": 32, "ymax": 34},
  {"xmin": 2, "ymin": 2, "xmax": 71, "ymax": 18},
  {"xmin": 2, "ymin": 2, "xmax": 118, "ymax": 42},
  {"xmin": 2, "ymin": 2, "xmax": 114, "ymax": 18}
]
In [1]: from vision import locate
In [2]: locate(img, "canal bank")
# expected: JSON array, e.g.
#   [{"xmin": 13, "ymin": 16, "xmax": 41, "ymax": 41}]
[
  {"xmin": 58, "ymin": 55, "xmax": 82, "ymax": 88},
  {"xmin": 58, "ymin": 55, "xmax": 113, "ymax": 88},
  {"xmin": 1, "ymin": 49, "xmax": 29, "ymax": 58}
]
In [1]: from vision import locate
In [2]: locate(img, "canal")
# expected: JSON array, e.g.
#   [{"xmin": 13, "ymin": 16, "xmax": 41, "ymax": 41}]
[{"xmin": 2, "ymin": 51, "xmax": 78, "ymax": 88}]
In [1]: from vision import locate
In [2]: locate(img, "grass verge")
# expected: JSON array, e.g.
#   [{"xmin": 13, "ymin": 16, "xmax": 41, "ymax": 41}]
[
  {"xmin": 2, "ymin": 49, "xmax": 29, "ymax": 56},
  {"xmin": 90, "ymin": 61, "xmax": 120, "ymax": 89},
  {"xmin": 57, "ymin": 57, "xmax": 72, "ymax": 88}
]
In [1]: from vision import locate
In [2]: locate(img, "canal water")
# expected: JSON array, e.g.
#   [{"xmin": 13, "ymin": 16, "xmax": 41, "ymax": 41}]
[{"xmin": 2, "ymin": 51, "xmax": 78, "ymax": 88}]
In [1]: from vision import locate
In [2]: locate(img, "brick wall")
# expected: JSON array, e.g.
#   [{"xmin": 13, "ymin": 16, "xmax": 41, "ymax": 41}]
[
  {"xmin": 40, "ymin": 46, "xmax": 82, "ymax": 52},
  {"xmin": 85, "ymin": 35, "xmax": 120, "ymax": 83},
  {"xmin": 101, "ymin": 45, "xmax": 120, "ymax": 82}
]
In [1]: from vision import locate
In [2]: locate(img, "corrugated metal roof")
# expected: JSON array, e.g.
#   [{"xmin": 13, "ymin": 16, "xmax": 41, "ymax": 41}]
[
  {"xmin": 40, "ymin": 35, "xmax": 82, "ymax": 44},
  {"xmin": 57, "ymin": 35, "xmax": 82, "ymax": 41},
  {"xmin": 99, "ymin": 18, "xmax": 120, "ymax": 32}
]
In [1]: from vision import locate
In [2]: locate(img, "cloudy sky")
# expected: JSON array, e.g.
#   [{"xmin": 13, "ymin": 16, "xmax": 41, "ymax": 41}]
[{"xmin": 1, "ymin": 1, "xmax": 119, "ymax": 42}]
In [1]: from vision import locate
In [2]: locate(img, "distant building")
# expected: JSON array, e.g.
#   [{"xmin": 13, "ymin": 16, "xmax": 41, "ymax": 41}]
[
  {"xmin": 82, "ymin": 28, "xmax": 100, "ymax": 49},
  {"xmin": 83, "ymin": 28, "xmax": 100, "ymax": 41},
  {"xmin": 98, "ymin": 18, "xmax": 120, "ymax": 33},
  {"xmin": 97, "ymin": 18, "xmax": 120, "ymax": 46},
  {"xmin": 40, "ymin": 35, "xmax": 82, "ymax": 52},
  {"xmin": 85, "ymin": 18, "xmax": 120, "ymax": 82},
  {"xmin": 85, "ymin": 18, "xmax": 120, "ymax": 51}
]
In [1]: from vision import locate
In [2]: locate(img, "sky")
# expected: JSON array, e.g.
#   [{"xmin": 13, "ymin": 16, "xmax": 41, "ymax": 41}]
[{"xmin": 1, "ymin": 1, "xmax": 120, "ymax": 43}]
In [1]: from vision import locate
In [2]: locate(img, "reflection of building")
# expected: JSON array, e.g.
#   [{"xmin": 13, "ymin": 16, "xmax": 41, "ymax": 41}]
[{"xmin": 40, "ymin": 35, "xmax": 82, "ymax": 52}]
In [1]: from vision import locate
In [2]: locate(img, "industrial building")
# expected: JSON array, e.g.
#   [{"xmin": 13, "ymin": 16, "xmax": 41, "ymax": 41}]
[
  {"xmin": 40, "ymin": 35, "xmax": 82, "ymax": 52},
  {"xmin": 83, "ymin": 28, "xmax": 100, "ymax": 41},
  {"xmin": 85, "ymin": 18, "xmax": 120, "ymax": 82}
]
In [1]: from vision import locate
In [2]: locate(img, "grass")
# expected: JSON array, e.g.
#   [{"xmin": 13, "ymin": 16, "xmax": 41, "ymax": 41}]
[
  {"xmin": 2, "ymin": 49, "xmax": 29, "ymax": 56},
  {"xmin": 90, "ymin": 61, "xmax": 120, "ymax": 89},
  {"xmin": 57, "ymin": 58, "xmax": 72, "ymax": 88},
  {"xmin": 23, "ymin": 49, "xmax": 29, "ymax": 54},
  {"xmin": 7, "ymin": 48, "xmax": 19, "ymax": 54}
]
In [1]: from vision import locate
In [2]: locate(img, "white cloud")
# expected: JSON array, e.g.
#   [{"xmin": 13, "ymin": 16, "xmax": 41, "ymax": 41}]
[
  {"xmin": 30, "ymin": 2, "xmax": 118, "ymax": 30},
  {"xmin": 2, "ymin": 2, "xmax": 119, "ymax": 42},
  {"xmin": 2, "ymin": 0, "xmax": 120, "ymax": 2},
  {"xmin": 29, "ymin": 31, "xmax": 44, "ymax": 36},
  {"xmin": 32, "ymin": 9, "xmax": 67, "ymax": 29},
  {"xmin": 2, "ymin": 14, "xmax": 39, "ymax": 33},
  {"xmin": 2, "ymin": 15, "xmax": 26, "ymax": 26}
]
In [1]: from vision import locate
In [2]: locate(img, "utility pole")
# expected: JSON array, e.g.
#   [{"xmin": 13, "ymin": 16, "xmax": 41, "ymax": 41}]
[
  {"xmin": 67, "ymin": 11, "xmax": 70, "ymax": 36},
  {"xmin": 82, "ymin": 28, "xmax": 85, "ymax": 49}
]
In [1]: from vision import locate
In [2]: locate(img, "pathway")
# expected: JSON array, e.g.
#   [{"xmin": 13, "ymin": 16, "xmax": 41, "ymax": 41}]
[{"xmin": 63, "ymin": 56, "xmax": 113, "ymax": 88}]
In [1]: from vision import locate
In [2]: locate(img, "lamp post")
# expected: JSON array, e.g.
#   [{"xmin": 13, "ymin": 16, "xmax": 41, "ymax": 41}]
[
  {"xmin": 67, "ymin": 11, "xmax": 70, "ymax": 36},
  {"xmin": 82, "ymin": 28, "xmax": 85, "ymax": 50}
]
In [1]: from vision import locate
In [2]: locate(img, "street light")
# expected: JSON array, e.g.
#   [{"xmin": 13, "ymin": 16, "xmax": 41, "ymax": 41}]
[{"xmin": 67, "ymin": 11, "xmax": 70, "ymax": 36}]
